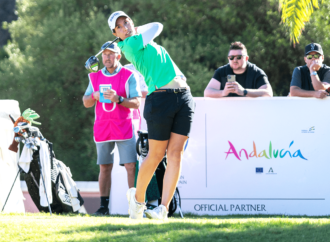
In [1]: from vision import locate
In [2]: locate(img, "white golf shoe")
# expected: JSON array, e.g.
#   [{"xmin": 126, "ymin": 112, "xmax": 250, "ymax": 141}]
[
  {"xmin": 126, "ymin": 188, "xmax": 145, "ymax": 219},
  {"xmin": 145, "ymin": 205, "xmax": 168, "ymax": 220}
]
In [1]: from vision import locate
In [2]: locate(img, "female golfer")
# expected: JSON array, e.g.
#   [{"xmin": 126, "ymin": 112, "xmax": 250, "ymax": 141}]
[{"xmin": 108, "ymin": 11, "xmax": 195, "ymax": 220}]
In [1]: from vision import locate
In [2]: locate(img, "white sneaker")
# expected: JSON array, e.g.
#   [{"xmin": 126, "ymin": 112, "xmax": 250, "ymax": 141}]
[
  {"xmin": 145, "ymin": 205, "xmax": 168, "ymax": 220},
  {"xmin": 126, "ymin": 188, "xmax": 145, "ymax": 219}
]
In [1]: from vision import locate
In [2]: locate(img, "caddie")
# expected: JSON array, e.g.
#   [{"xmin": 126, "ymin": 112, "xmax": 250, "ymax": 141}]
[{"xmin": 82, "ymin": 42, "xmax": 142, "ymax": 215}]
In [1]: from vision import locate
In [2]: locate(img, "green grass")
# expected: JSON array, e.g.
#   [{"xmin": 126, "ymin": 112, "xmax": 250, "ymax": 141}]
[{"xmin": 1, "ymin": 213, "xmax": 330, "ymax": 241}]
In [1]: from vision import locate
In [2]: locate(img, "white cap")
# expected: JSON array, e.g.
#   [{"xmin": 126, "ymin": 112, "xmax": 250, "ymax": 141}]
[
  {"xmin": 108, "ymin": 11, "xmax": 129, "ymax": 33},
  {"xmin": 101, "ymin": 42, "xmax": 121, "ymax": 54}
]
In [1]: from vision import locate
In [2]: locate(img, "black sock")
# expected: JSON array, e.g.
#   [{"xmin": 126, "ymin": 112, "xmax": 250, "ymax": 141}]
[{"xmin": 100, "ymin": 196, "xmax": 109, "ymax": 208}]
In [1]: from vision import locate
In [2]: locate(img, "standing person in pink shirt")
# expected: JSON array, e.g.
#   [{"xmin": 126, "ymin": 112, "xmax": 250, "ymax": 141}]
[
  {"xmin": 108, "ymin": 11, "xmax": 195, "ymax": 220},
  {"xmin": 82, "ymin": 42, "xmax": 142, "ymax": 215}
]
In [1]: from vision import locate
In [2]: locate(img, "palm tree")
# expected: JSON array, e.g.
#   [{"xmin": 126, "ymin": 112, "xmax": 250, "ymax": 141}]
[{"xmin": 279, "ymin": 0, "xmax": 323, "ymax": 45}]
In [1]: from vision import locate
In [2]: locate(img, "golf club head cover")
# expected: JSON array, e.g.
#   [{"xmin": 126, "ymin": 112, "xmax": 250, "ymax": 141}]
[
  {"xmin": 8, "ymin": 114, "xmax": 19, "ymax": 152},
  {"xmin": 8, "ymin": 134, "xmax": 19, "ymax": 153}
]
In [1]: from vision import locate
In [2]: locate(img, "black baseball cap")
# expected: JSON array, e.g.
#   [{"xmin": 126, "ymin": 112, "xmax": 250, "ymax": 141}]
[{"xmin": 305, "ymin": 43, "xmax": 323, "ymax": 56}]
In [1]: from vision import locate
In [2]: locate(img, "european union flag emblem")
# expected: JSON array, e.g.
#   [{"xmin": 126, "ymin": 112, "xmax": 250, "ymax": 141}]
[{"xmin": 256, "ymin": 167, "xmax": 263, "ymax": 173}]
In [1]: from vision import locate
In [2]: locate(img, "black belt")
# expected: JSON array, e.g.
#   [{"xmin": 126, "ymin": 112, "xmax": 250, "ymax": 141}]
[{"xmin": 153, "ymin": 87, "xmax": 188, "ymax": 93}]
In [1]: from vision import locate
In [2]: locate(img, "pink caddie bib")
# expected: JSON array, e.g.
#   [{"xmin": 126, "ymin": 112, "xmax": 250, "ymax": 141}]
[{"xmin": 89, "ymin": 68, "xmax": 134, "ymax": 142}]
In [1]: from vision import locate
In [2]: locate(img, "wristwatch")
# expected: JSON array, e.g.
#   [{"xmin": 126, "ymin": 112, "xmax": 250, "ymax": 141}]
[
  {"xmin": 117, "ymin": 96, "xmax": 124, "ymax": 104},
  {"xmin": 243, "ymin": 89, "xmax": 248, "ymax": 96},
  {"xmin": 310, "ymin": 71, "xmax": 317, "ymax": 76}
]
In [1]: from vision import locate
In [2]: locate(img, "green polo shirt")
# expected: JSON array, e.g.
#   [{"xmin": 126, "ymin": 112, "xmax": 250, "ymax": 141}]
[{"xmin": 118, "ymin": 34, "xmax": 183, "ymax": 94}]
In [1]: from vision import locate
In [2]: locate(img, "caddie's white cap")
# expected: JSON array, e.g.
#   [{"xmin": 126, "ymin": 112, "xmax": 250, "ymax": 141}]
[
  {"xmin": 101, "ymin": 41, "xmax": 121, "ymax": 54},
  {"xmin": 108, "ymin": 11, "xmax": 129, "ymax": 33}
]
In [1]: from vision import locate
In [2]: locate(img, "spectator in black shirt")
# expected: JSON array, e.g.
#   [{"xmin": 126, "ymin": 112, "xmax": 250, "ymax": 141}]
[
  {"xmin": 290, "ymin": 43, "xmax": 330, "ymax": 99},
  {"xmin": 204, "ymin": 41, "xmax": 273, "ymax": 97}
]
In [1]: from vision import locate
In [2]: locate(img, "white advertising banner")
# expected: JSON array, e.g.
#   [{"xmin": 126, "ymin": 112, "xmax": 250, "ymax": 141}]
[{"xmin": 110, "ymin": 97, "xmax": 330, "ymax": 216}]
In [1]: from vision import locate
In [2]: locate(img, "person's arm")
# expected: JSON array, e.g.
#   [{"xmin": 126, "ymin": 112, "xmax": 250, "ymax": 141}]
[
  {"xmin": 204, "ymin": 78, "xmax": 234, "ymax": 97},
  {"xmin": 290, "ymin": 86, "xmax": 328, "ymax": 98},
  {"xmin": 244, "ymin": 84, "xmax": 273, "ymax": 97},
  {"xmin": 231, "ymin": 75, "xmax": 273, "ymax": 97},
  {"xmin": 82, "ymin": 81, "xmax": 98, "ymax": 108},
  {"xmin": 104, "ymin": 71, "xmax": 142, "ymax": 109},
  {"xmin": 230, "ymin": 82, "xmax": 272, "ymax": 97},
  {"xmin": 83, "ymin": 92, "xmax": 99, "ymax": 108},
  {"xmin": 311, "ymin": 74, "xmax": 327, "ymax": 90},
  {"xmin": 204, "ymin": 68, "xmax": 236, "ymax": 98},
  {"xmin": 310, "ymin": 63, "xmax": 330, "ymax": 90},
  {"xmin": 319, "ymin": 70, "xmax": 330, "ymax": 89},
  {"xmin": 136, "ymin": 23, "xmax": 163, "ymax": 46},
  {"xmin": 289, "ymin": 67, "xmax": 328, "ymax": 98},
  {"xmin": 248, "ymin": 75, "xmax": 273, "ymax": 97},
  {"xmin": 103, "ymin": 89, "xmax": 141, "ymax": 109},
  {"xmin": 120, "ymin": 97, "xmax": 141, "ymax": 109}
]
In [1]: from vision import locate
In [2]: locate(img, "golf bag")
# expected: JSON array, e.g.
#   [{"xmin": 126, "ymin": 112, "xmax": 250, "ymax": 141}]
[
  {"xmin": 136, "ymin": 130, "xmax": 183, "ymax": 217},
  {"xmin": 8, "ymin": 115, "xmax": 84, "ymax": 214},
  {"xmin": 23, "ymin": 144, "xmax": 84, "ymax": 213}
]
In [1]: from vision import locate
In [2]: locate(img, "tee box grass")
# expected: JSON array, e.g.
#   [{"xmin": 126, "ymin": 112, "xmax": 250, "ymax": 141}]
[{"xmin": 1, "ymin": 213, "xmax": 330, "ymax": 242}]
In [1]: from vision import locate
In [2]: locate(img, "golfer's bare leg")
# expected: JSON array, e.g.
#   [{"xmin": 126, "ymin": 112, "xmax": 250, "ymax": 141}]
[
  {"xmin": 135, "ymin": 139, "xmax": 168, "ymax": 203},
  {"xmin": 161, "ymin": 132, "xmax": 188, "ymax": 210},
  {"xmin": 99, "ymin": 164, "xmax": 113, "ymax": 196},
  {"xmin": 124, "ymin": 162, "xmax": 136, "ymax": 188}
]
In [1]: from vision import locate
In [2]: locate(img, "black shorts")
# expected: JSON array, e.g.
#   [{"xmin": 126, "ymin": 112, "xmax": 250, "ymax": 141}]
[{"xmin": 143, "ymin": 88, "xmax": 195, "ymax": 140}]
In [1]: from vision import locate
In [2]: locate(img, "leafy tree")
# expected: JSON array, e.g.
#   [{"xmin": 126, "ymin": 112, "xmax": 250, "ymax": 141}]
[
  {"xmin": 279, "ymin": 0, "xmax": 323, "ymax": 45},
  {"xmin": 0, "ymin": 0, "xmax": 117, "ymax": 180}
]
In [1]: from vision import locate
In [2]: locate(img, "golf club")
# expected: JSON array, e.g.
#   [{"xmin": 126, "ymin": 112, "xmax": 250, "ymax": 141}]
[{"xmin": 85, "ymin": 37, "xmax": 119, "ymax": 73}]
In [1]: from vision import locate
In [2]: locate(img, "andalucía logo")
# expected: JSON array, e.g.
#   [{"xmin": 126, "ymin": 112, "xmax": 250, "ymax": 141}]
[
  {"xmin": 301, "ymin": 126, "xmax": 315, "ymax": 133},
  {"xmin": 225, "ymin": 141, "xmax": 307, "ymax": 160}
]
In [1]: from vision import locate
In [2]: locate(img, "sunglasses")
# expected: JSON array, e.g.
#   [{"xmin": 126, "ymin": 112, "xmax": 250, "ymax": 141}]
[
  {"xmin": 306, "ymin": 54, "xmax": 320, "ymax": 60},
  {"xmin": 228, "ymin": 55, "xmax": 245, "ymax": 60}
]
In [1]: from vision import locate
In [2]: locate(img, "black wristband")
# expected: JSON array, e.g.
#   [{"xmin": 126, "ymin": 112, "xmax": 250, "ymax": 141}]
[{"xmin": 243, "ymin": 89, "xmax": 248, "ymax": 96}]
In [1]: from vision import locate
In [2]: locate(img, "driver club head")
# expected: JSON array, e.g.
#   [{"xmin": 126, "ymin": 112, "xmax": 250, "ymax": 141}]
[
  {"xmin": 84, "ymin": 37, "xmax": 119, "ymax": 73},
  {"xmin": 85, "ymin": 56, "xmax": 100, "ymax": 73}
]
